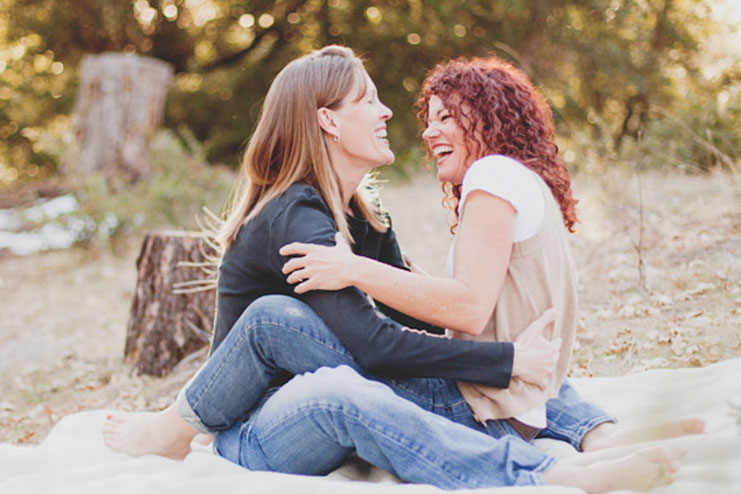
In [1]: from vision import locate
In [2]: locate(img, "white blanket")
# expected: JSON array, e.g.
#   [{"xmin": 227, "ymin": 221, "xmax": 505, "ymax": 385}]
[{"xmin": 2, "ymin": 358, "xmax": 740, "ymax": 494}]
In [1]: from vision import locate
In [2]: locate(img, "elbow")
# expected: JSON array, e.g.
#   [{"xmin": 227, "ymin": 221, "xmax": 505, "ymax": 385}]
[
  {"xmin": 354, "ymin": 352, "xmax": 383, "ymax": 372},
  {"xmin": 455, "ymin": 306, "xmax": 492, "ymax": 336},
  {"xmin": 355, "ymin": 349, "xmax": 406, "ymax": 376},
  {"xmin": 467, "ymin": 317, "xmax": 489, "ymax": 337},
  {"xmin": 446, "ymin": 287, "xmax": 495, "ymax": 336}
]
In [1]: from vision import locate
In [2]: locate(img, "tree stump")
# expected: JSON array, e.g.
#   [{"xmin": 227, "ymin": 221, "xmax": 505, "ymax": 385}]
[
  {"xmin": 125, "ymin": 231, "xmax": 218, "ymax": 377},
  {"xmin": 73, "ymin": 52, "xmax": 174, "ymax": 183}
]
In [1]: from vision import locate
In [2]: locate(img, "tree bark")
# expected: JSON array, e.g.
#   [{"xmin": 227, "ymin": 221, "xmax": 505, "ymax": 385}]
[
  {"xmin": 125, "ymin": 231, "xmax": 217, "ymax": 377},
  {"xmin": 73, "ymin": 52, "xmax": 173, "ymax": 183}
]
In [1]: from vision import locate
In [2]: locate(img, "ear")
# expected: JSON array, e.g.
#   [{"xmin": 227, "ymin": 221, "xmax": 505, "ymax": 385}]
[{"xmin": 317, "ymin": 107, "xmax": 340, "ymax": 140}]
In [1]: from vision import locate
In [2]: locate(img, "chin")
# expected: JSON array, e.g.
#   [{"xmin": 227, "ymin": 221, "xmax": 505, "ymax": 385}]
[{"xmin": 437, "ymin": 168, "xmax": 453, "ymax": 184}]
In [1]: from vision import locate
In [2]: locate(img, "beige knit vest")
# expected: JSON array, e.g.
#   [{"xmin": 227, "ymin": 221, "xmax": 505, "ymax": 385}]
[{"xmin": 450, "ymin": 176, "xmax": 578, "ymax": 423}]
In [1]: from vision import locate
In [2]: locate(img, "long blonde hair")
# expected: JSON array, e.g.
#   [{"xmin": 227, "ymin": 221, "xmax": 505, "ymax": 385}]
[{"xmin": 218, "ymin": 45, "xmax": 388, "ymax": 250}]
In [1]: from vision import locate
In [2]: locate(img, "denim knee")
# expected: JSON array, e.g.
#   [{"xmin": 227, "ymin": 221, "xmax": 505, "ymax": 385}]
[
  {"xmin": 289, "ymin": 366, "xmax": 379, "ymax": 405},
  {"xmin": 240, "ymin": 295, "xmax": 318, "ymax": 327}
]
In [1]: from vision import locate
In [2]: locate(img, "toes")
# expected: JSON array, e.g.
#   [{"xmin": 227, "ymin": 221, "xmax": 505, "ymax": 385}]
[
  {"xmin": 685, "ymin": 418, "xmax": 705, "ymax": 434},
  {"xmin": 650, "ymin": 446, "xmax": 671, "ymax": 462},
  {"xmin": 666, "ymin": 460, "xmax": 680, "ymax": 474}
]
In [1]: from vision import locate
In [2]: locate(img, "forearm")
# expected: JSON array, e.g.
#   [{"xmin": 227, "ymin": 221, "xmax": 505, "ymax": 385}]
[
  {"xmin": 305, "ymin": 288, "xmax": 513, "ymax": 386},
  {"xmin": 350, "ymin": 256, "xmax": 493, "ymax": 335}
]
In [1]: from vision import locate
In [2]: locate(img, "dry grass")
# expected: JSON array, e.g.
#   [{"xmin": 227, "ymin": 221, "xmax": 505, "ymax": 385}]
[{"xmin": 1, "ymin": 167, "xmax": 739, "ymax": 445}]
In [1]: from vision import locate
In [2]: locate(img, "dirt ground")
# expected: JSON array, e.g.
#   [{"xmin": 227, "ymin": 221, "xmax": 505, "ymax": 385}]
[{"xmin": 1, "ymin": 167, "xmax": 739, "ymax": 445}]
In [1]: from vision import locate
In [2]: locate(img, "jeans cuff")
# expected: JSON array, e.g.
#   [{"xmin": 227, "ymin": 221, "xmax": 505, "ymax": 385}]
[
  {"xmin": 575, "ymin": 415, "xmax": 618, "ymax": 451},
  {"xmin": 529, "ymin": 455, "xmax": 557, "ymax": 485},
  {"xmin": 175, "ymin": 385, "xmax": 213, "ymax": 435}
]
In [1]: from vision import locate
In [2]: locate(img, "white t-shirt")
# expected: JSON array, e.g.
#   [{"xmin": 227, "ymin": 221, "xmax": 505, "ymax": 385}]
[
  {"xmin": 459, "ymin": 155, "xmax": 545, "ymax": 241},
  {"xmin": 450, "ymin": 155, "xmax": 548, "ymax": 428},
  {"xmin": 446, "ymin": 155, "xmax": 546, "ymax": 274}
]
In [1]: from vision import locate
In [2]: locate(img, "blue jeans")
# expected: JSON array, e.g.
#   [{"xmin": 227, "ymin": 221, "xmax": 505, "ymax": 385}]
[
  {"xmin": 213, "ymin": 366, "xmax": 551, "ymax": 488},
  {"xmin": 177, "ymin": 295, "xmax": 613, "ymax": 487}
]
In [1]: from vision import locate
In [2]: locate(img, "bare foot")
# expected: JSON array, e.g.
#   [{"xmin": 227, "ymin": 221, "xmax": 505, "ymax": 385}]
[
  {"xmin": 581, "ymin": 417, "xmax": 705, "ymax": 452},
  {"xmin": 102, "ymin": 405, "xmax": 199, "ymax": 460},
  {"xmin": 545, "ymin": 446, "xmax": 679, "ymax": 493},
  {"xmin": 193, "ymin": 434, "xmax": 214, "ymax": 446}
]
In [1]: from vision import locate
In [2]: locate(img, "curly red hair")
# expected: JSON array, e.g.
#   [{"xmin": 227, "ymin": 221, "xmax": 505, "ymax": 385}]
[{"xmin": 417, "ymin": 56, "xmax": 578, "ymax": 233}]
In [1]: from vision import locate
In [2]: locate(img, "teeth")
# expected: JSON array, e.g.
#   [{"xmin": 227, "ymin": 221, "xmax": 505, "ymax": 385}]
[
  {"xmin": 434, "ymin": 146, "xmax": 453, "ymax": 157},
  {"xmin": 375, "ymin": 129, "xmax": 387, "ymax": 138}
]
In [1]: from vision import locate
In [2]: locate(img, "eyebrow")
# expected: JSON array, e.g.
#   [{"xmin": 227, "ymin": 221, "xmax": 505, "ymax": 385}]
[
  {"xmin": 429, "ymin": 106, "xmax": 447, "ymax": 121},
  {"xmin": 354, "ymin": 86, "xmax": 375, "ymax": 103}
]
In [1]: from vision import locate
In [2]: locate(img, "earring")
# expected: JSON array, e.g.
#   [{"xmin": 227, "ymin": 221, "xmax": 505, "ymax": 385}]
[{"xmin": 333, "ymin": 135, "xmax": 340, "ymax": 143}]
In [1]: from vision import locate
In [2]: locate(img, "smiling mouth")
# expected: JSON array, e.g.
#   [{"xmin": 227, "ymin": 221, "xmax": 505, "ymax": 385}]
[{"xmin": 433, "ymin": 145, "xmax": 453, "ymax": 161}]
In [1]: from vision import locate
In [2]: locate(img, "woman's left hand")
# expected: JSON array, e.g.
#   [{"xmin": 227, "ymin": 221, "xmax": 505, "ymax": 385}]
[{"xmin": 280, "ymin": 232, "xmax": 359, "ymax": 294}]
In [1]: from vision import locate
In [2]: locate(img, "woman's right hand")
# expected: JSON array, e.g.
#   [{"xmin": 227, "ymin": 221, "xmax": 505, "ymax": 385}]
[
  {"xmin": 280, "ymin": 232, "xmax": 359, "ymax": 294},
  {"xmin": 511, "ymin": 308, "xmax": 561, "ymax": 389}
]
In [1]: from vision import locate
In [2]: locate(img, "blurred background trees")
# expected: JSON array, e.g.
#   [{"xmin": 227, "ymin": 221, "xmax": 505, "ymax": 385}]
[{"xmin": 1, "ymin": 0, "xmax": 739, "ymax": 187}]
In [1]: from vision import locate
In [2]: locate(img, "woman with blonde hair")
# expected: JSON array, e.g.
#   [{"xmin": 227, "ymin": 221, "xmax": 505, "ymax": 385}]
[{"xmin": 104, "ymin": 48, "xmax": 690, "ymax": 492}]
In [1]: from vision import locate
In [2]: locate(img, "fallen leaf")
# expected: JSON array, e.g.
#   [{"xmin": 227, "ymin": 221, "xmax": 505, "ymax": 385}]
[
  {"xmin": 651, "ymin": 294, "xmax": 673, "ymax": 307},
  {"xmin": 671, "ymin": 339, "xmax": 687, "ymax": 356},
  {"xmin": 617, "ymin": 305, "xmax": 639, "ymax": 318},
  {"xmin": 685, "ymin": 344, "xmax": 700, "ymax": 355},
  {"xmin": 16, "ymin": 430, "xmax": 36, "ymax": 444},
  {"xmin": 687, "ymin": 357, "xmax": 703, "ymax": 367}
]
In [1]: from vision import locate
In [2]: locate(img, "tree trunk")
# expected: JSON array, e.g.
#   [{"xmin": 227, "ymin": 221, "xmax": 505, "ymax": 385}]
[
  {"xmin": 73, "ymin": 52, "xmax": 173, "ymax": 183},
  {"xmin": 125, "ymin": 231, "xmax": 217, "ymax": 377}
]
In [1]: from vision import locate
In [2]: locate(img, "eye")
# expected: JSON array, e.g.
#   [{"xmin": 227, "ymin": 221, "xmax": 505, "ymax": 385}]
[{"xmin": 440, "ymin": 114, "xmax": 450, "ymax": 121}]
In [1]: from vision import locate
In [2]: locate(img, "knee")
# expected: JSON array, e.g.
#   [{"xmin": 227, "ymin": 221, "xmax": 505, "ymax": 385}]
[
  {"xmin": 241, "ymin": 295, "xmax": 319, "ymax": 328},
  {"xmin": 288, "ymin": 366, "xmax": 383, "ymax": 406},
  {"xmin": 245, "ymin": 295, "xmax": 305, "ymax": 319}
]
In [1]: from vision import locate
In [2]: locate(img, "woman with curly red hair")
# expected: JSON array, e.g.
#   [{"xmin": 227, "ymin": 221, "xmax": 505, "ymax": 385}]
[
  {"xmin": 284, "ymin": 55, "xmax": 583, "ymax": 432},
  {"xmin": 107, "ymin": 49, "xmax": 699, "ymax": 492},
  {"xmin": 282, "ymin": 55, "xmax": 702, "ymax": 485}
]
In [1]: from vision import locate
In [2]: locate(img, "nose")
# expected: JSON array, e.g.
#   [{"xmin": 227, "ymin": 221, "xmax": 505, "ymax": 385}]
[
  {"xmin": 422, "ymin": 123, "xmax": 438, "ymax": 140},
  {"xmin": 380, "ymin": 101, "xmax": 392, "ymax": 120}
]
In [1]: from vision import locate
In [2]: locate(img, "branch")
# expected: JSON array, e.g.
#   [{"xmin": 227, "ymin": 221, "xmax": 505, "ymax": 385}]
[{"xmin": 200, "ymin": 28, "xmax": 278, "ymax": 72}]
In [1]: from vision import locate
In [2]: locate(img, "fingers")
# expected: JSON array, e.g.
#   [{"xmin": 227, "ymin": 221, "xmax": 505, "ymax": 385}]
[
  {"xmin": 286, "ymin": 269, "xmax": 313, "ymax": 293},
  {"xmin": 293, "ymin": 280, "xmax": 312, "ymax": 294},
  {"xmin": 285, "ymin": 268, "xmax": 307, "ymax": 285},
  {"xmin": 517, "ymin": 307, "xmax": 557, "ymax": 342},
  {"xmin": 279, "ymin": 242, "xmax": 315, "ymax": 257},
  {"xmin": 540, "ymin": 308, "xmax": 557, "ymax": 339},
  {"xmin": 282, "ymin": 256, "xmax": 309, "ymax": 275}
]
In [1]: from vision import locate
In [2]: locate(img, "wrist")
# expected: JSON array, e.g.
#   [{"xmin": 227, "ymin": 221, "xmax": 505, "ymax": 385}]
[
  {"xmin": 350, "ymin": 255, "xmax": 372, "ymax": 290},
  {"xmin": 511, "ymin": 342, "xmax": 521, "ymax": 377}
]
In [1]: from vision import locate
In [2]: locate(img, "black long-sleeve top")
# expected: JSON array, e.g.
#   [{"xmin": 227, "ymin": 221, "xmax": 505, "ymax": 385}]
[{"xmin": 212, "ymin": 183, "xmax": 514, "ymax": 387}]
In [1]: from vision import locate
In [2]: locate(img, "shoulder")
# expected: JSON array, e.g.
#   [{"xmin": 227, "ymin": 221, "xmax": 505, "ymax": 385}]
[
  {"xmin": 269, "ymin": 183, "xmax": 337, "ymax": 246},
  {"xmin": 460, "ymin": 156, "xmax": 546, "ymax": 241},
  {"xmin": 277, "ymin": 183, "xmax": 330, "ymax": 210},
  {"xmin": 462, "ymin": 155, "xmax": 536, "ymax": 190},
  {"xmin": 460, "ymin": 155, "xmax": 540, "ymax": 213},
  {"xmin": 231, "ymin": 183, "xmax": 335, "ymax": 247},
  {"xmin": 258, "ymin": 183, "xmax": 332, "ymax": 224}
]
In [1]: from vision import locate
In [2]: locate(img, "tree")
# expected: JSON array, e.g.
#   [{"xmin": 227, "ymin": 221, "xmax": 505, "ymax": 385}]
[{"xmin": 1, "ymin": 0, "xmax": 738, "ymax": 187}]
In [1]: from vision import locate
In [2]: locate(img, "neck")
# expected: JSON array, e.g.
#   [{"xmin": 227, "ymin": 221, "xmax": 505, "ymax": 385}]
[{"xmin": 329, "ymin": 152, "xmax": 369, "ymax": 214}]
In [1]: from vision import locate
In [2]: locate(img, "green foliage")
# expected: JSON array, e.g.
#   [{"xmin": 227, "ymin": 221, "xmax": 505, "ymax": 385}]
[
  {"xmin": 67, "ymin": 128, "xmax": 234, "ymax": 243},
  {"xmin": 1, "ymin": 0, "xmax": 739, "ymax": 185}
]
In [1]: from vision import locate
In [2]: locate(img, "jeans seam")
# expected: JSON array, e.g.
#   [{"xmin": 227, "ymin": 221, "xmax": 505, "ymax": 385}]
[{"xmin": 189, "ymin": 325, "xmax": 250, "ymax": 413}]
